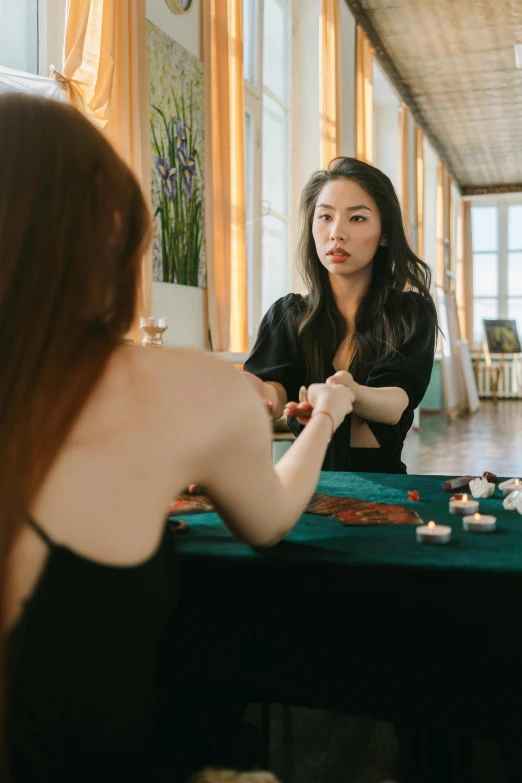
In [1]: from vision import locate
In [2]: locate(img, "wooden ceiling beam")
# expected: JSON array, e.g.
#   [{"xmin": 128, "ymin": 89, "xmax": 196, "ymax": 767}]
[{"xmin": 460, "ymin": 183, "xmax": 522, "ymax": 197}]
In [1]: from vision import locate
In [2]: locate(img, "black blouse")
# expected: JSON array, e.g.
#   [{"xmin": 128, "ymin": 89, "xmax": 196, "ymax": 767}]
[{"xmin": 244, "ymin": 292, "xmax": 436, "ymax": 474}]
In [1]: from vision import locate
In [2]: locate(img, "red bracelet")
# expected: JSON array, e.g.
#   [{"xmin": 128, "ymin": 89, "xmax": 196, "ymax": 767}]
[{"xmin": 311, "ymin": 410, "xmax": 335, "ymax": 441}]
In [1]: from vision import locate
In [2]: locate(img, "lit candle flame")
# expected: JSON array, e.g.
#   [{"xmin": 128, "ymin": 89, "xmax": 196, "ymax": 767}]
[
  {"xmin": 516, "ymin": 479, "xmax": 521, "ymax": 488},
  {"xmin": 428, "ymin": 521, "xmax": 436, "ymax": 529},
  {"xmin": 463, "ymin": 494, "xmax": 468, "ymax": 502},
  {"xmin": 474, "ymin": 513, "xmax": 480, "ymax": 520}
]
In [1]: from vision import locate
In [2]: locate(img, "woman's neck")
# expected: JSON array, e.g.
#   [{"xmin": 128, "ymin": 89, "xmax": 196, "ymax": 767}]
[{"xmin": 328, "ymin": 270, "xmax": 371, "ymax": 325}]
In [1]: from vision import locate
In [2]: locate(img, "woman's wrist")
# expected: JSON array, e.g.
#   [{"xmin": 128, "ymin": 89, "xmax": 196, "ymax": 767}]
[
  {"xmin": 350, "ymin": 381, "xmax": 363, "ymax": 414},
  {"xmin": 310, "ymin": 410, "xmax": 335, "ymax": 440}
]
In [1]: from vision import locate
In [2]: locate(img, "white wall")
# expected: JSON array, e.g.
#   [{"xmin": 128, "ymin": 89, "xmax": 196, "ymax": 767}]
[
  {"xmin": 146, "ymin": 0, "xmax": 200, "ymax": 59},
  {"xmin": 290, "ymin": 0, "xmax": 321, "ymax": 294},
  {"xmin": 407, "ymin": 109, "xmax": 417, "ymax": 248},
  {"xmin": 339, "ymin": 2, "xmax": 356, "ymax": 158},
  {"xmin": 374, "ymin": 105, "xmax": 399, "ymax": 189},
  {"xmin": 146, "ymin": 0, "xmax": 207, "ymax": 348},
  {"xmin": 41, "ymin": 0, "xmax": 66, "ymax": 75},
  {"xmin": 423, "ymin": 136, "xmax": 438, "ymax": 281},
  {"xmin": 373, "ymin": 60, "xmax": 400, "ymax": 192}
]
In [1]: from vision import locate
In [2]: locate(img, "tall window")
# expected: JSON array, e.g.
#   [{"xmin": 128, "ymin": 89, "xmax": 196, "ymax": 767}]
[
  {"xmin": 507, "ymin": 205, "xmax": 522, "ymax": 337},
  {"xmin": 471, "ymin": 202, "xmax": 522, "ymax": 346},
  {"xmin": 471, "ymin": 205, "xmax": 498, "ymax": 343},
  {"xmin": 0, "ymin": 1, "xmax": 66, "ymax": 99},
  {"xmin": 0, "ymin": 0, "xmax": 39, "ymax": 74},
  {"xmin": 243, "ymin": 0, "xmax": 291, "ymax": 346}
]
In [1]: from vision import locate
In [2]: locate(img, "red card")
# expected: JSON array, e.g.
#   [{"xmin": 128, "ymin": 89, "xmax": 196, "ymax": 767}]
[
  {"xmin": 168, "ymin": 491, "xmax": 421, "ymax": 526},
  {"xmin": 307, "ymin": 493, "xmax": 421, "ymax": 526},
  {"xmin": 168, "ymin": 494, "xmax": 214, "ymax": 515}
]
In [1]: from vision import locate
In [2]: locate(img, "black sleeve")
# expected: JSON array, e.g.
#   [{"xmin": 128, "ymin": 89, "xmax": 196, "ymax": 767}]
[
  {"xmin": 244, "ymin": 294, "xmax": 306, "ymax": 404},
  {"xmin": 366, "ymin": 293, "xmax": 437, "ymax": 410}
]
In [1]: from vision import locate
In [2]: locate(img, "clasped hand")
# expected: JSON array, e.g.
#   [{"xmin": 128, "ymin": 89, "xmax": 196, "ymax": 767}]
[{"xmin": 283, "ymin": 371, "xmax": 357, "ymax": 428}]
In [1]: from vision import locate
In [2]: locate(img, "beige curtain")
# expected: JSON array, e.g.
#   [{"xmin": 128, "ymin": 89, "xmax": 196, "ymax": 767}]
[
  {"xmin": 415, "ymin": 126, "xmax": 425, "ymax": 260},
  {"xmin": 55, "ymin": 0, "xmax": 152, "ymax": 337},
  {"xmin": 356, "ymin": 26, "xmax": 374, "ymax": 164},
  {"xmin": 202, "ymin": 0, "xmax": 248, "ymax": 353},
  {"xmin": 399, "ymin": 104, "xmax": 410, "ymax": 240},
  {"xmin": 458, "ymin": 201, "xmax": 473, "ymax": 343},
  {"xmin": 436, "ymin": 162, "xmax": 446, "ymax": 287},
  {"xmin": 320, "ymin": 0, "xmax": 341, "ymax": 168}
]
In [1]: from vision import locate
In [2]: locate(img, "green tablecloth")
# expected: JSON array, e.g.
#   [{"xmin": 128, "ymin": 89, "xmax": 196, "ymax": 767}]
[
  {"xmin": 175, "ymin": 472, "xmax": 522, "ymax": 573},
  {"xmin": 167, "ymin": 473, "xmax": 522, "ymax": 741}
]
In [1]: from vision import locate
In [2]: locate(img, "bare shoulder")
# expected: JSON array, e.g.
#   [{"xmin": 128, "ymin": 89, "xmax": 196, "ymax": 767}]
[
  {"xmin": 117, "ymin": 345, "xmax": 258, "ymax": 432},
  {"xmin": 144, "ymin": 345, "xmax": 244, "ymax": 394}
]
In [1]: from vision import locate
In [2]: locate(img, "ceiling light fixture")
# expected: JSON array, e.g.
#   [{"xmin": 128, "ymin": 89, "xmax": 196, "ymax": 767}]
[{"xmin": 515, "ymin": 43, "xmax": 522, "ymax": 69}]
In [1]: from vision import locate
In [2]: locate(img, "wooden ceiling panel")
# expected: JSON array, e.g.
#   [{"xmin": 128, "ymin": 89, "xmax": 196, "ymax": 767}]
[{"xmin": 349, "ymin": 0, "xmax": 522, "ymax": 188}]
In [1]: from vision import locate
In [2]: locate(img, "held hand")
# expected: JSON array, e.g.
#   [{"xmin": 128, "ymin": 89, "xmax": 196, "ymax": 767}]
[
  {"xmin": 326, "ymin": 370, "xmax": 359, "ymax": 397},
  {"xmin": 283, "ymin": 383, "xmax": 354, "ymax": 431},
  {"xmin": 282, "ymin": 398, "xmax": 313, "ymax": 425}
]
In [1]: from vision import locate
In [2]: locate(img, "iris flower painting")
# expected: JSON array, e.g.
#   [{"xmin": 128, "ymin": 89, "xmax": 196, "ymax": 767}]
[{"xmin": 148, "ymin": 21, "xmax": 205, "ymax": 287}]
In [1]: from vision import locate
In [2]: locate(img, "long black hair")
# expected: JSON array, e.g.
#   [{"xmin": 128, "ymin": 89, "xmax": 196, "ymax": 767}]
[{"xmin": 295, "ymin": 156, "xmax": 437, "ymax": 384}]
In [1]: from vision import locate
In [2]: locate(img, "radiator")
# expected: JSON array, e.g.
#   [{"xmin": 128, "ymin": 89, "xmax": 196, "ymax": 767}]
[{"xmin": 473, "ymin": 355, "xmax": 522, "ymax": 399}]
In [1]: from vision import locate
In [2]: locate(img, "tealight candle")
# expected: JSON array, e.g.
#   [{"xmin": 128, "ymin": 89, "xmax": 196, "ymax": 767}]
[
  {"xmin": 416, "ymin": 520, "xmax": 452, "ymax": 545},
  {"xmin": 449, "ymin": 493, "xmax": 479, "ymax": 516},
  {"xmin": 501, "ymin": 478, "xmax": 521, "ymax": 497},
  {"xmin": 462, "ymin": 512, "xmax": 497, "ymax": 534}
]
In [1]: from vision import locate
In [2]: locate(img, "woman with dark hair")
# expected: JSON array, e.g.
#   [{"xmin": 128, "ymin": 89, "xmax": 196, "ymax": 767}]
[
  {"xmin": 0, "ymin": 94, "xmax": 353, "ymax": 782},
  {"xmin": 245, "ymin": 156, "xmax": 437, "ymax": 474}
]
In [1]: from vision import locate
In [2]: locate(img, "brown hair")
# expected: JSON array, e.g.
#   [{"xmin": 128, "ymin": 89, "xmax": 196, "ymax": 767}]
[
  {"xmin": 0, "ymin": 94, "xmax": 150, "ymax": 730},
  {"xmin": 295, "ymin": 156, "xmax": 437, "ymax": 384}
]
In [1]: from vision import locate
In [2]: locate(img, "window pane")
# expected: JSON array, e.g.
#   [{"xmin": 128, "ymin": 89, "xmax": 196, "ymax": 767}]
[
  {"xmin": 473, "ymin": 253, "xmax": 498, "ymax": 297},
  {"xmin": 263, "ymin": 0, "xmax": 288, "ymax": 100},
  {"xmin": 243, "ymin": 0, "xmax": 257, "ymax": 84},
  {"xmin": 508, "ymin": 205, "xmax": 522, "ymax": 251},
  {"xmin": 508, "ymin": 251, "xmax": 522, "ymax": 296},
  {"xmin": 262, "ymin": 215, "xmax": 288, "ymax": 315},
  {"xmin": 471, "ymin": 206, "xmax": 498, "ymax": 252},
  {"xmin": 507, "ymin": 299, "xmax": 522, "ymax": 347},
  {"xmin": 0, "ymin": 0, "xmax": 38, "ymax": 73},
  {"xmin": 473, "ymin": 298, "xmax": 498, "ymax": 345},
  {"xmin": 262, "ymin": 92, "xmax": 288, "ymax": 215}
]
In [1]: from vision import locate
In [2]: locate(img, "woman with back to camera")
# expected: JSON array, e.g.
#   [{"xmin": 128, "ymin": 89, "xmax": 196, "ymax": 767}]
[
  {"xmin": 0, "ymin": 94, "xmax": 353, "ymax": 782},
  {"xmin": 244, "ymin": 157, "xmax": 437, "ymax": 474}
]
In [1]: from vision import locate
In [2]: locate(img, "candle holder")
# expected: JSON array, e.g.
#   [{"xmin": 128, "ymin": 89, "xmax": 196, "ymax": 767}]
[
  {"xmin": 139, "ymin": 317, "xmax": 168, "ymax": 347},
  {"xmin": 462, "ymin": 513, "xmax": 497, "ymax": 533},
  {"xmin": 416, "ymin": 520, "xmax": 452, "ymax": 545},
  {"xmin": 449, "ymin": 494, "xmax": 479, "ymax": 516}
]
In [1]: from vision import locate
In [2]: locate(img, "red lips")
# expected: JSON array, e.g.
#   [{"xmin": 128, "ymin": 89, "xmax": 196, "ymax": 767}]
[{"xmin": 327, "ymin": 246, "xmax": 349, "ymax": 261}]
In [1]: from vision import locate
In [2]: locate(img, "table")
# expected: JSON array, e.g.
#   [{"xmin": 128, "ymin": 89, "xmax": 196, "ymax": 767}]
[{"xmin": 168, "ymin": 473, "xmax": 522, "ymax": 742}]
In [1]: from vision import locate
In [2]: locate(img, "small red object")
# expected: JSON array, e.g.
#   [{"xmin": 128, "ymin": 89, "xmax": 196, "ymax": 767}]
[
  {"xmin": 450, "ymin": 493, "xmax": 464, "ymax": 501},
  {"xmin": 407, "ymin": 490, "xmax": 420, "ymax": 502}
]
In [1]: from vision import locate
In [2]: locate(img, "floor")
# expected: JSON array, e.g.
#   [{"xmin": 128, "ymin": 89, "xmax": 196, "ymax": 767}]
[{"xmin": 402, "ymin": 399, "xmax": 522, "ymax": 477}]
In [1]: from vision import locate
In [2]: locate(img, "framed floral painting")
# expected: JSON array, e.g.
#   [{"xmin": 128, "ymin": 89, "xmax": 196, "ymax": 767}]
[{"xmin": 147, "ymin": 21, "xmax": 205, "ymax": 288}]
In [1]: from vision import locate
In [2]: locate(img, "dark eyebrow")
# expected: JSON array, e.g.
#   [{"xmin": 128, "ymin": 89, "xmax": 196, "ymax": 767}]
[{"xmin": 316, "ymin": 203, "xmax": 372, "ymax": 212}]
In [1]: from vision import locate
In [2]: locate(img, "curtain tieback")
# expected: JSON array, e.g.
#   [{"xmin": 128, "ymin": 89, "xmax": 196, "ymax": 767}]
[{"xmin": 50, "ymin": 66, "xmax": 70, "ymax": 91}]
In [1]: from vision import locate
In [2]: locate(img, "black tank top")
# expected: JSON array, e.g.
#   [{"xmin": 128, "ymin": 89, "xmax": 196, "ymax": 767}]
[{"xmin": 6, "ymin": 518, "xmax": 179, "ymax": 782}]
